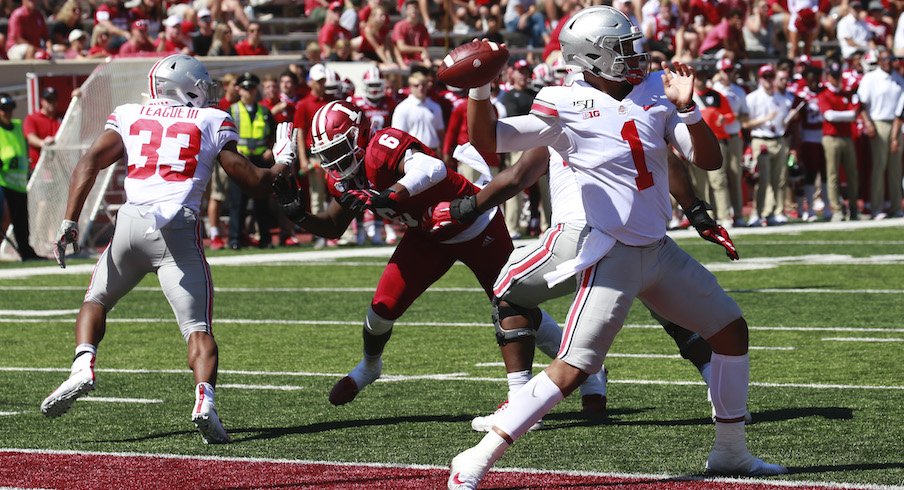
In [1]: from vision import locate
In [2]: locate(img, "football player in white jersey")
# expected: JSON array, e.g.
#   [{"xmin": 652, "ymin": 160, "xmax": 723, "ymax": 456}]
[
  {"xmin": 448, "ymin": 7, "xmax": 786, "ymax": 488},
  {"xmin": 440, "ymin": 147, "xmax": 743, "ymax": 432},
  {"xmin": 41, "ymin": 54, "xmax": 297, "ymax": 445}
]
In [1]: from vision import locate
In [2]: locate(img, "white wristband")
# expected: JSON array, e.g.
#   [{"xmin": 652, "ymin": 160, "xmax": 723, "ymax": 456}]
[
  {"xmin": 469, "ymin": 83, "xmax": 491, "ymax": 101},
  {"xmin": 678, "ymin": 107, "xmax": 703, "ymax": 125}
]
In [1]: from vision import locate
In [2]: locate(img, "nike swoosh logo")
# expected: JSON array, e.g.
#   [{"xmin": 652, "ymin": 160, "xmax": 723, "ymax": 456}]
[
  {"xmin": 643, "ymin": 104, "xmax": 655, "ymax": 111},
  {"xmin": 452, "ymin": 473, "xmax": 465, "ymax": 485},
  {"xmin": 275, "ymin": 141, "xmax": 288, "ymax": 154}
]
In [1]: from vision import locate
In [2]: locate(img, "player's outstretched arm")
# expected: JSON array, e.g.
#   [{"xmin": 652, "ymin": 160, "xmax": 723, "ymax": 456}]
[
  {"xmin": 65, "ymin": 130, "xmax": 125, "ymax": 222},
  {"xmin": 442, "ymin": 146, "xmax": 550, "ymax": 227},
  {"xmin": 218, "ymin": 141, "xmax": 285, "ymax": 198},
  {"xmin": 474, "ymin": 146, "xmax": 550, "ymax": 212}
]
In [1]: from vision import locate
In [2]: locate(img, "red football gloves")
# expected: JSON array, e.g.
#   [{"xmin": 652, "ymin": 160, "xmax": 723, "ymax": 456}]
[{"xmin": 687, "ymin": 200, "xmax": 739, "ymax": 261}]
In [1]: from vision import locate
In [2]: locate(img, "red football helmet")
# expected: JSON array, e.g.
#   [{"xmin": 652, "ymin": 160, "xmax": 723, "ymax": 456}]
[
  {"xmin": 362, "ymin": 65, "xmax": 386, "ymax": 101},
  {"xmin": 311, "ymin": 100, "xmax": 370, "ymax": 180}
]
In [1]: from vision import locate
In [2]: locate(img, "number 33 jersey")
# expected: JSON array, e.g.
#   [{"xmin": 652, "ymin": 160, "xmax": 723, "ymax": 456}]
[
  {"xmin": 497, "ymin": 75, "xmax": 694, "ymax": 246},
  {"xmin": 105, "ymin": 99, "xmax": 239, "ymax": 214}
]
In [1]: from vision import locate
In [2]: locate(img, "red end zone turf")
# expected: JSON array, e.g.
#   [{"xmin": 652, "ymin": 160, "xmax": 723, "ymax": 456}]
[{"xmin": 0, "ymin": 450, "xmax": 848, "ymax": 490}]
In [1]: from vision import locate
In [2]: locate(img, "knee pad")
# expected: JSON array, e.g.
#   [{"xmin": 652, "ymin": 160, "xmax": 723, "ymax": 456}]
[
  {"xmin": 365, "ymin": 306, "xmax": 394, "ymax": 336},
  {"xmin": 492, "ymin": 299, "xmax": 542, "ymax": 346},
  {"xmin": 662, "ymin": 321, "xmax": 712, "ymax": 369}
]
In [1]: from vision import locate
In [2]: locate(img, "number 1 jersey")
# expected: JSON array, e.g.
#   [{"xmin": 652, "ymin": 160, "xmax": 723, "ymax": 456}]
[
  {"xmin": 105, "ymin": 100, "xmax": 239, "ymax": 213},
  {"xmin": 497, "ymin": 75, "xmax": 693, "ymax": 246}
]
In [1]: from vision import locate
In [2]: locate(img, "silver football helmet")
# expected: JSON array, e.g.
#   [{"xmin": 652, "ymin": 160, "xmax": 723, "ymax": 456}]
[
  {"xmin": 148, "ymin": 54, "xmax": 217, "ymax": 107},
  {"xmin": 558, "ymin": 6, "xmax": 650, "ymax": 85}
]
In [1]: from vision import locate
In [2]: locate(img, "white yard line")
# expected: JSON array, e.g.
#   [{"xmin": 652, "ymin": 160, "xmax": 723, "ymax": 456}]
[
  {"xmin": 3, "ymin": 366, "xmax": 901, "ymax": 391},
  {"xmin": 822, "ymin": 337, "xmax": 904, "ymax": 342},
  {"xmin": 0, "ymin": 447, "xmax": 899, "ymax": 490},
  {"xmin": 80, "ymin": 396, "xmax": 162, "ymax": 404},
  {"xmin": 0, "ymin": 309, "xmax": 81, "ymax": 316},
  {"xmin": 217, "ymin": 383, "xmax": 304, "ymax": 391}
]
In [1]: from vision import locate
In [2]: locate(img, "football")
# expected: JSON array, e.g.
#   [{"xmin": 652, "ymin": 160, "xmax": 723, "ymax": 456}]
[{"xmin": 437, "ymin": 40, "xmax": 509, "ymax": 89}]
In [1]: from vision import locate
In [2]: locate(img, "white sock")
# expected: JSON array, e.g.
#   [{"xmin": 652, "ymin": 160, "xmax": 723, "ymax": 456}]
[
  {"xmin": 713, "ymin": 421, "xmax": 748, "ymax": 454},
  {"xmin": 534, "ymin": 310, "xmax": 563, "ymax": 359},
  {"xmin": 75, "ymin": 343, "xmax": 96, "ymax": 358},
  {"xmin": 506, "ymin": 370, "xmax": 531, "ymax": 400},
  {"xmin": 699, "ymin": 362, "xmax": 712, "ymax": 386},
  {"xmin": 494, "ymin": 371, "xmax": 564, "ymax": 440},
  {"xmin": 208, "ymin": 226, "xmax": 220, "ymax": 239},
  {"xmin": 710, "ymin": 353, "xmax": 749, "ymax": 420},
  {"xmin": 474, "ymin": 429, "xmax": 509, "ymax": 464}
]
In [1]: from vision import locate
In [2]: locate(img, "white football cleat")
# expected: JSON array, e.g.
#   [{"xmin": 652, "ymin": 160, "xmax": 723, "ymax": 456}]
[
  {"xmin": 705, "ymin": 448, "xmax": 788, "ymax": 476},
  {"xmin": 191, "ymin": 384, "xmax": 230, "ymax": 444},
  {"xmin": 471, "ymin": 401, "xmax": 542, "ymax": 432},
  {"xmin": 41, "ymin": 354, "xmax": 96, "ymax": 418},
  {"xmin": 329, "ymin": 358, "xmax": 382, "ymax": 406},
  {"xmin": 448, "ymin": 446, "xmax": 495, "ymax": 490}
]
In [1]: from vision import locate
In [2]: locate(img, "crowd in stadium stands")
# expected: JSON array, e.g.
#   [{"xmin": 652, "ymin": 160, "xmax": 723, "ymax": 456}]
[{"xmin": 3, "ymin": 0, "xmax": 904, "ymax": 251}]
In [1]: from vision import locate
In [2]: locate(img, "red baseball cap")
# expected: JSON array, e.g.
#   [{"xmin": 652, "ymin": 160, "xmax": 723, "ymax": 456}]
[
  {"xmin": 716, "ymin": 58, "xmax": 734, "ymax": 71},
  {"xmin": 758, "ymin": 64, "xmax": 776, "ymax": 77},
  {"xmin": 328, "ymin": 1, "xmax": 342, "ymax": 11},
  {"xmin": 132, "ymin": 19, "xmax": 148, "ymax": 31}
]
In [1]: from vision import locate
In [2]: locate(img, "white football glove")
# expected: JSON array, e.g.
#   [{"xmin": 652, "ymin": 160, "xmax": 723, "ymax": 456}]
[
  {"xmin": 53, "ymin": 219, "xmax": 79, "ymax": 269},
  {"xmin": 272, "ymin": 122, "xmax": 298, "ymax": 168}
]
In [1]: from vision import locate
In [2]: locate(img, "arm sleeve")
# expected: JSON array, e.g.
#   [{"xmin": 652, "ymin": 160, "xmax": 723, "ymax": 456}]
[
  {"xmin": 214, "ymin": 113, "xmax": 240, "ymax": 151},
  {"xmin": 495, "ymin": 114, "xmax": 567, "ymax": 153},
  {"xmin": 104, "ymin": 108, "xmax": 122, "ymax": 136},
  {"xmin": 397, "ymin": 151, "xmax": 447, "ymax": 196},
  {"xmin": 823, "ymin": 109, "xmax": 857, "ymax": 122}
]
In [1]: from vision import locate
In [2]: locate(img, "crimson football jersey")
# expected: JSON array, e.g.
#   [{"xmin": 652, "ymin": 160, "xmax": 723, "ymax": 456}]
[
  {"xmin": 329, "ymin": 127, "xmax": 479, "ymax": 241},
  {"xmin": 351, "ymin": 95, "xmax": 396, "ymax": 133}
]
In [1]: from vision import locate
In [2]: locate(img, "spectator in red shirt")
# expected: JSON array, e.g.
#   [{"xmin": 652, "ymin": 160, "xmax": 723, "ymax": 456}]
[
  {"xmin": 87, "ymin": 27, "xmax": 116, "ymax": 58},
  {"xmin": 155, "ymin": 15, "xmax": 191, "ymax": 54},
  {"xmin": 319, "ymin": 1, "xmax": 352, "ymax": 58},
  {"xmin": 818, "ymin": 62, "xmax": 861, "ymax": 221},
  {"xmin": 235, "ymin": 21, "xmax": 269, "ymax": 55},
  {"xmin": 262, "ymin": 70, "xmax": 299, "ymax": 124},
  {"xmin": 392, "ymin": 0, "xmax": 431, "ymax": 69},
  {"xmin": 119, "ymin": 20, "xmax": 156, "ymax": 55},
  {"xmin": 6, "ymin": 0, "xmax": 50, "ymax": 60},
  {"xmin": 217, "ymin": 73, "xmax": 240, "ymax": 111},
  {"xmin": 699, "ymin": 8, "xmax": 746, "ymax": 57},
  {"xmin": 129, "ymin": 0, "xmax": 164, "ymax": 39},
  {"xmin": 352, "ymin": 4, "xmax": 395, "ymax": 66},
  {"xmin": 293, "ymin": 64, "xmax": 337, "ymax": 214},
  {"xmin": 22, "ymin": 88, "xmax": 62, "ymax": 170},
  {"xmin": 94, "ymin": 0, "xmax": 131, "ymax": 49}
]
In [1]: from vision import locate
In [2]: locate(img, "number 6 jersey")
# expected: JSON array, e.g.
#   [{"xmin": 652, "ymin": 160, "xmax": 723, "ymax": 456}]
[
  {"xmin": 495, "ymin": 74, "xmax": 696, "ymax": 246},
  {"xmin": 105, "ymin": 99, "xmax": 239, "ymax": 214}
]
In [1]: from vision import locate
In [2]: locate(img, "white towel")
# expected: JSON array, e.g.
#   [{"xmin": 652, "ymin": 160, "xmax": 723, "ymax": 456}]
[
  {"xmin": 543, "ymin": 228, "xmax": 616, "ymax": 287},
  {"xmin": 453, "ymin": 143, "xmax": 493, "ymax": 188},
  {"xmin": 139, "ymin": 202, "xmax": 185, "ymax": 234}
]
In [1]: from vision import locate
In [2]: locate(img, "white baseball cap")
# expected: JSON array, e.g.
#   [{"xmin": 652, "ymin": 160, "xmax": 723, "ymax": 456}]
[
  {"xmin": 164, "ymin": 15, "xmax": 182, "ymax": 28},
  {"xmin": 68, "ymin": 29, "xmax": 87, "ymax": 43},
  {"xmin": 309, "ymin": 63, "xmax": 328, "ymax": 81},
  {"xmin": 197, "ymin": 8, "xmax": 212, "ymax": 18}
]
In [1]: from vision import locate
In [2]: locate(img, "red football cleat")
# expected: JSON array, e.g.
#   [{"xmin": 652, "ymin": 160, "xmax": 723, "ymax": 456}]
[{"xmin": 328, "ymin": 376, "xmax": 361, "ymax": 406}]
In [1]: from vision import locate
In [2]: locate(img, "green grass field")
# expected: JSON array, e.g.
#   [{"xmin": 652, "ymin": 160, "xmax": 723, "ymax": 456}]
[{"xmin": 1, "ymin": 223, "xmax": 903, "ymax": 487}]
